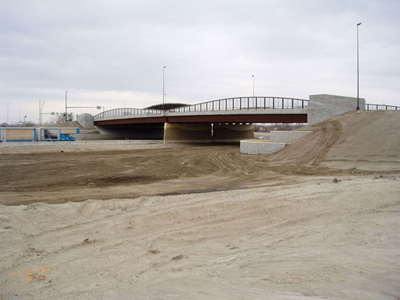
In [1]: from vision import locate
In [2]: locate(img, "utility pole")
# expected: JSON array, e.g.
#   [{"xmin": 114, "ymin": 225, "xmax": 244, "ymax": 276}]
[
  {"xmin": 163, "ymin": 66, "xmax": 166, "ymax": 114},
  {"xmin": 252, "ymin": 75, "xmax": 255, "ymax": 97},
  {"xmin": 356, "ymin": 22, "xmax": 362, "ymax": 110},
  {"xmin": 65, "ymin": 91, "xmax": 68, "ymax": 121}
]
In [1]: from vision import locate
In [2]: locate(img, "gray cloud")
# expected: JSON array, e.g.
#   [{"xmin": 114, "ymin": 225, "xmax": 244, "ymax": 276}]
[{"xmin": 1, "ymin": 0, "xmax": 399, "ymax": 123}]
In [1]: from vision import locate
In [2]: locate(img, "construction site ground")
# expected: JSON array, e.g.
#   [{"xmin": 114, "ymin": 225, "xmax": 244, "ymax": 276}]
[{"xmin": 0, "ymin": 110, "xmax": 399, "ymax": 299}]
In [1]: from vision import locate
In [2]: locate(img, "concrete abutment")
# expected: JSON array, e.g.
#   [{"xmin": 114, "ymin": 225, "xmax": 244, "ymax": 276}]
[
  {"xmin": 308, "ymin": 94, "xmax": 365, "ymax": 125},
  {"xmin": 164, "ymin": 123, "xmax": 213, "ymax": 143},
  {"xmin": 212, "ymin": 124, "xmax": 254, "ymax": 143},
  {"xmin": 163, "ymin": 123, "xmax": 254, "ymax": 143}
]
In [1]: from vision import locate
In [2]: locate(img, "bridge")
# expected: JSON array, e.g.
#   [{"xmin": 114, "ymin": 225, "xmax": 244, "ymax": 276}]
[{"xmin": 92, "ymin": 95, "xmax": 399, "ymax": 143}]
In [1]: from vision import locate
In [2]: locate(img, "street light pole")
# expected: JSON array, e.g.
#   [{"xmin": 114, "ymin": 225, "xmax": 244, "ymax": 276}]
[
  {"xmin": 357, "ymin": 22, "xmax": 362, "ymax": 110},
  {"xmin": 163, "ymin": 66, "xmax": 166, "ymax": 113},
  {"xmin": 252, "ymin": 75, "xmax": 255, "ymax": 97},
  {"xmin": 65, "ymin": 91, "xmax": 68, "ymax": 121}
]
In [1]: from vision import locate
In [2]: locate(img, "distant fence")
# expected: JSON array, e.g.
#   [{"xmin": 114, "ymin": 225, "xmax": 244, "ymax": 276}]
[
  {"xmin": 1, "ymin": 140, "xmax": 163, "ymax": 147},
  {"xmin": 365, "ymin": 104, "xmax": 399, "ymax": 110},
  {"xmin": 0, "ymin": 127, "xmax": 80, "ymax": 142},
  {"xmin": 94, "ymin": 96, "xmax": 309, "ymax": 120}
]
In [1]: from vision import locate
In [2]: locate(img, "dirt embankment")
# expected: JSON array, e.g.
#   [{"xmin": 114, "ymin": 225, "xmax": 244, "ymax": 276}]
[{"xmin": 269, "ymin": 110, "xmax": 400, "ymax": 170}]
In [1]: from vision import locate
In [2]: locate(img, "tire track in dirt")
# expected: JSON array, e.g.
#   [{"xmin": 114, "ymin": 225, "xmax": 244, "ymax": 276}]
[
  {"xmin": 268, "ymin": 119, "xmax": 343, "ymax": 168},
  {"xmin": 305, "ymin": 120, "xmax": 342, "ymax": 166},
  {"xmin": 207, "ymin": 151, "xmax": 242, "ymax": 173}
]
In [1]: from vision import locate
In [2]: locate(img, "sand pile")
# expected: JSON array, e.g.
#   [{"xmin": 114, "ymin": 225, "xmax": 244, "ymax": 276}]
[
  {"xmin": 1, "ymin": 175, "xmax": 399, "ymax": 299},
  {"xmin": 269, "ymin": 111, "xmax": 400, "ymax": 171}
]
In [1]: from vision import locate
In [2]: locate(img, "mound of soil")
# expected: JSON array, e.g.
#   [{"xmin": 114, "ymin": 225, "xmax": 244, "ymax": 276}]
[{"xmin": 269, "ymin": 111, "xmax": 400, "ymax": 171}]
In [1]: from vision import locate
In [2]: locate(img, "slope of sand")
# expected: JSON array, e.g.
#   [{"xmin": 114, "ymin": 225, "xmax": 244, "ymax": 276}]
[
  {"xmin": 1, "ymin": 111, "xmax": 399, "ymax": 299},
  {"xmin": 269, "ymin": 110, "xmax": 400, "ymax": 171}
]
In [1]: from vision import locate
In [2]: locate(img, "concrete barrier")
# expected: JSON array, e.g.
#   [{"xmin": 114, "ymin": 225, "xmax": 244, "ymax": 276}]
[
  {"xmin": 240, "ymin": 140, "xmax": 286, "ymax": 154},
  {"xmin": 241, "ymin": 130, "xmax": 312, "ymax": 155},
  {"xmin": 270, "ymin": 131, "xmax": 312, "ymax": 143}
]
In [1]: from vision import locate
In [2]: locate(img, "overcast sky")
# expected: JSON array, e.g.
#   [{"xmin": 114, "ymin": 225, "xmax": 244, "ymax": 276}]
[{"xmin": 1, "ymin": 0, "xmax": 399, "ymax": 124}]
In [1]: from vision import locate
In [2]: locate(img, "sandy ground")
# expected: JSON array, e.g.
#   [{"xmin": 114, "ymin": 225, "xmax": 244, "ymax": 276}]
[{"xmin": 0, "ymin": 111, "xmax": 399, "ymax": 299}]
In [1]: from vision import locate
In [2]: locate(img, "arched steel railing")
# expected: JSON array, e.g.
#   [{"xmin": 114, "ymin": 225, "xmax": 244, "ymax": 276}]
[
  {"xmin": 94, "ymin": 108, "xmax": 164, "ymax": 120},
  {"xmin": 94, "ymin": 96, "xmax": 308, "ymax": 120}
]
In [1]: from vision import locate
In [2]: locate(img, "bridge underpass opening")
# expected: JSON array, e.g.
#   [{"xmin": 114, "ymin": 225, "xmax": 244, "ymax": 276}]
[
  {"xmin": 163, "ymin": 123, "xmax": 254, "ymax": 143},
  {"xmin": 95, "ymin": 124, "xmax": 165, "ymax": 140}
]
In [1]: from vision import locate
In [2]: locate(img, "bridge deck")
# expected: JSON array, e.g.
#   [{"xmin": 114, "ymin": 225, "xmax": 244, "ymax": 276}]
[{"xmin": 95, "ymin": 109, "xmax": 308, "ymax": 125}]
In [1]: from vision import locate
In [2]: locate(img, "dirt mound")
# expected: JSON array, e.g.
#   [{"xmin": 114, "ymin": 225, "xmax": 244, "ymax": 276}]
[
  {"xmin": 268, "ymin": 111, "xmax": 400, "ymax": 171},
  {"xmin": 42, "ymin": 121, "xmax": 84, "ymax": 129}
]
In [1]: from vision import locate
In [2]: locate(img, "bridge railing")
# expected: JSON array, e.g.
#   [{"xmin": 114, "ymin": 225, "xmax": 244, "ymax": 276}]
[
  {"xmin": 94, "ymin": 96, "xmax": 309, "ymax": 120},
  {"xmin": 365, "ymin": 104, "xmax": 399, "ymax": 110},
  {"xmin": 94, "ymin": 108, "xmax": 164, "ymax": 120},
  {"xmin": 168, "ymin": 97, "xmax": 308, "ymax": 113}
]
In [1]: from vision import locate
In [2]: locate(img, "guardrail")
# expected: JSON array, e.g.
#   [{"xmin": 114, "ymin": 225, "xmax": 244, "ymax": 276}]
[
  {"xmin": 365, "ymin": 104, "xmax": 399, "ymax": 110},
  {"xmin": 94, "ymin": 96, "xmax": 309, "ymax": 120},
  {"xmin": 94, "ymin": 108, "xmax": 164, "ymax": 120}
]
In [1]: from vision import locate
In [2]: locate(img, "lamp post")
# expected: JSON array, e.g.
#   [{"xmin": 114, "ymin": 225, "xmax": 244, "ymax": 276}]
[
  {"xmin": 7, "ymin": 103, "xmax": 9, "ymax": 125},
  {"xmin": 65, "ymin": 91, "xmax": 68, "ymax": 121},
  {"xmin": 356, "ymin": 22, "xmax": 362, "ymax": 110},
  {"xmin": 252, "ymin": 75, "xmax": 255, "ymax": 97},
  {"xmin": 163, "ymin": 66, "xmax": 166, "ymax": 113}
]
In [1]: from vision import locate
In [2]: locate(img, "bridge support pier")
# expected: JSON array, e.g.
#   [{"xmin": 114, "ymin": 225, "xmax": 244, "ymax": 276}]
[
  {"xmin": 212, "ymin": 123, "xmax": 254, "ymax": 143},
  {"xmin": 164, "ymin": 123, "xmax": 212, "ymax": 143}
]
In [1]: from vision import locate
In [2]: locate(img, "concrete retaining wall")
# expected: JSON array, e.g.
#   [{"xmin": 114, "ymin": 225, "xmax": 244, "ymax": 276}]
[
  {"xmin": 240, "ymin": 140, "xmax": 286, "ymax": 155},
  {"xmin": 308, "ymin": 94, "xmax": 365, "ymax": 125},
  {"xmin": 270, "ymin": 131, "xmax": 312, "ymax": 143},
  {"xmin": 164, "ymin": 123, "xmax": 212, "ymax": 143},
  {"xmin": 241, "ymin": 130, "xmax": 312, "ymax": 155}
]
